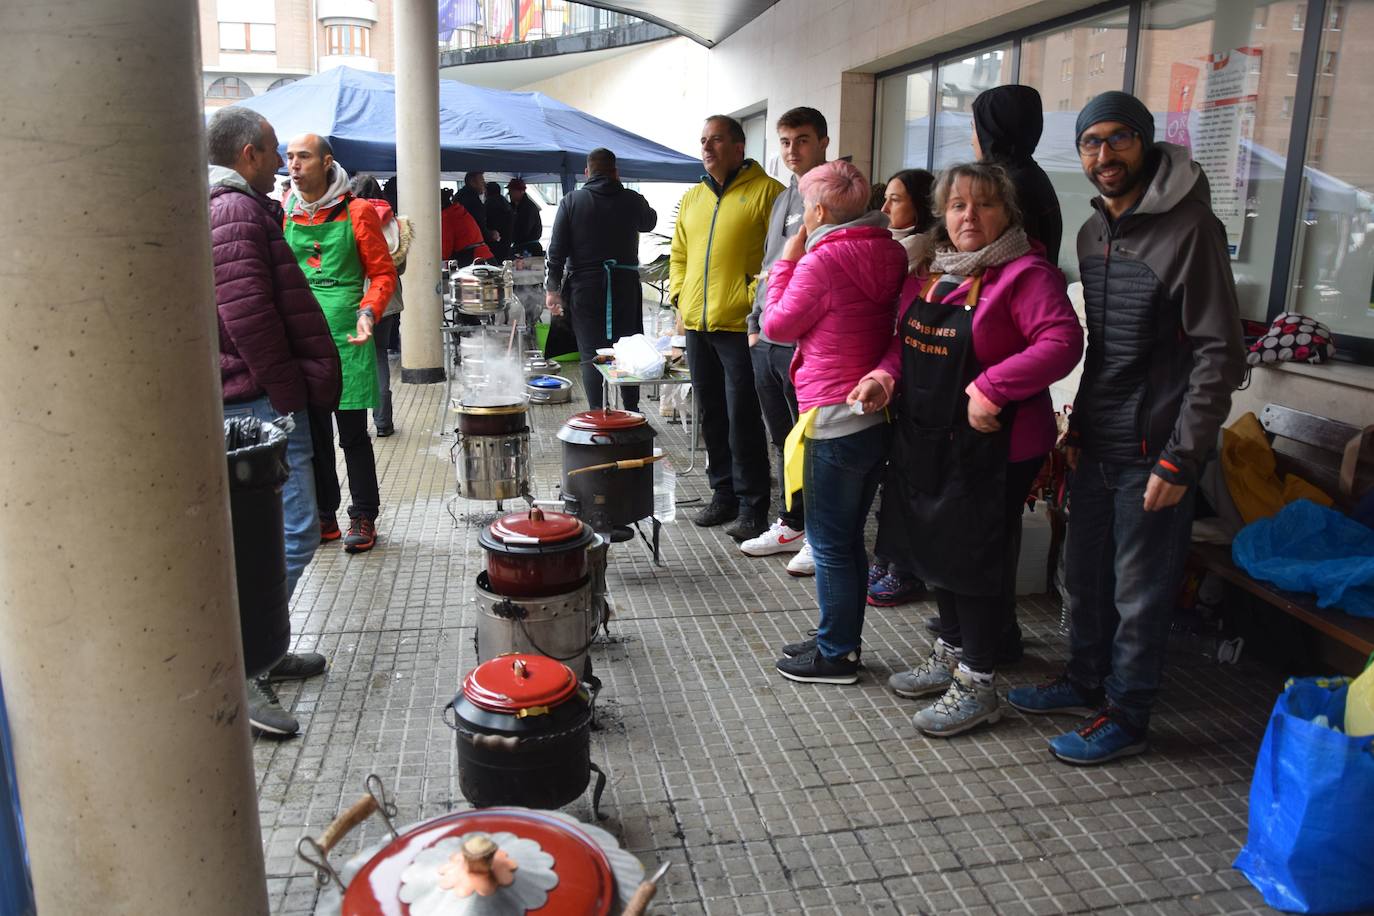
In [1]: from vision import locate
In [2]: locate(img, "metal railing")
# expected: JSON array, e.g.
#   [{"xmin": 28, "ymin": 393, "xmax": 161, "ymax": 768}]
[{"xmin": 438, "ymin": 0, "xmax": 646, "ymax": 52}]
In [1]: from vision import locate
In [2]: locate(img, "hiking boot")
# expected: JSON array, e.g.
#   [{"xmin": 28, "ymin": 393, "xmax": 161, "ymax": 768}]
[
  {"xmin": 785, "ymin": 541, "xmax": 815, "ymax": 577},
  {"xmin": 266, "ymin": 652, "xmax": 327, "ymax": 681},
  {"xmin": 923, "ymin": 617, "xmax": 1023, "ymax": 665},
  {"xmin": 867, "ymin": 570, "xmax": 924, "ymax": 607},
  {"xmin": 775, "ymin": 646, "xmax": 860, "ymax": 685},
  {"xmin": 867, "ymin": 559, "xmax": 890, "ymax": 588},
  {"xmin": 724, "ymin": 507, "xmax": 770, "ymax": 542},
  {"xmin": 912, "ymin": 668, "xmax": 1001, "ymax": 737},
  {"xmin": 888, "ymin": 640, "xmax": 959, "ymax": 698},
  {"xmin": 343, "ymin": 516, "xmax": 377, "ymax": 553},
  {"xmin": 1048, "ymin": 706, "xmax": 1147, "ymax": 765},
  {"xmin": 693, "ymin": 498, "xmax": 738, "ymax": 528},
  {"xmin": 780, "ymin": 631, "xmax": 817, "ymax": 658},
  {"xmin": 320, "ymin": 515, "xmax": 342, "ymax": 542},
  {"xmin": 739, "ymin": 519, "xmax": 805, "ymax": 556},
  {"xmin": 1007, "ymin": 674, "xmax": 1101, "ymax": 717},
  {"xmin": 247, "ymin": 677, "xmax": 299, "ymax": 737}
]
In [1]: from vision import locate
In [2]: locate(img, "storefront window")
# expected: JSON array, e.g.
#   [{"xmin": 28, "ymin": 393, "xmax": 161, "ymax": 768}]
[
  {"xmin": 875, "ymin": 66, "xmax": 933, "ymax": 179},
  {"xmin": 1137, "ymin": 0, "xmax": 1297, "ymax": 322},
  {"xmin": 932, "ymin": 45, "xmax": 1012, "ymax": 170},
  {"xmin": 1289, "ymin": 0, "xmax": 1374, "ymax": 342},
  {"xmin": 1021, "ymin": 9, "xmax": 1131, "ymax": 273}
]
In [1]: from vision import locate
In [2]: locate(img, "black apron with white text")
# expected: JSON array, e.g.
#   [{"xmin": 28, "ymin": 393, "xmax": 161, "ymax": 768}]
[{"xmin": 876, "ymin": 274, "xmax": 1014, "ymax": 596}]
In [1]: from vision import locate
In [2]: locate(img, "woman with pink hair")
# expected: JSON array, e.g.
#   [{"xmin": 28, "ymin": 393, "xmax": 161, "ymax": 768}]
[{"xmin": 762, "ymin": 160, "xmax": 908, "ymax": 685}]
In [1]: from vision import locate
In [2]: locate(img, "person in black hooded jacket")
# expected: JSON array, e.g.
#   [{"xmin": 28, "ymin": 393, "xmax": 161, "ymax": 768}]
[
  {"xmin": 545, "ymin": 147, "xmax": 657, "ymax": 410},
  {"xmin": 972, "ymin": 85, "xmax": 1063, "ymax": 265}
]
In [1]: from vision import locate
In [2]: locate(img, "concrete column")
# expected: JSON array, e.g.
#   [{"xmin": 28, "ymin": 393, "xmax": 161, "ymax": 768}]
[
  {"xmin": 0, "ymin": 2, "xmax": 269, "ymax": 914},
  {"xmin": 396, "ymin": 0, "xmax": 446, "ymax": 384}
]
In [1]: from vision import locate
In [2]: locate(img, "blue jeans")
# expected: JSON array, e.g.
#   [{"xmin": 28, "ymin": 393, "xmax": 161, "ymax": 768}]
[
  {"xmin": 1064, "ymin": 454, "xmax": 1195, "ymax": 729},
  {"xmin": 222, "ymin": 398, "xmax": 318, "ymax": 601},
  {"xmin": 804, "ymin": 423, "xmax": 889, "ymax": 659}
]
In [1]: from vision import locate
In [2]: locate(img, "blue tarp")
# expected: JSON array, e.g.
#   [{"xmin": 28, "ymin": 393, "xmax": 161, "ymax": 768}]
[{"xmin": 227, "ymin": 66, "xmax": 701, "ymax": 184}]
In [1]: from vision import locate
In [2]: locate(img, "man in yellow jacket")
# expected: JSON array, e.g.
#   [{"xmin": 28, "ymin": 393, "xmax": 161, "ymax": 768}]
[{"xmin": 670, "ymin": 115, "xmax": 784, "ymax": 540}]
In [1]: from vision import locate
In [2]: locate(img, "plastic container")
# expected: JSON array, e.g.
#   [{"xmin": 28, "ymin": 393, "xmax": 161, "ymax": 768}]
[{"xmin": 653, "ymin": 450, "xmax": 676, "ymax": 523}]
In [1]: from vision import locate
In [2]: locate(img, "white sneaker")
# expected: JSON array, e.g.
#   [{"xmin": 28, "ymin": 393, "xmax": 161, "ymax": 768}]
[
  {"xmin": 786, "ymin": 540, "xmax": 815, "ymax": 577},
  {"xmin": 740, "ymin": 520, "xmax": 805, "ymax": 557}
]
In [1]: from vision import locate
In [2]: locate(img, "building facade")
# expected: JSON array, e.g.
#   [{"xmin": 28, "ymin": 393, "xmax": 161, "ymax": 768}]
[{"xmin": 199, "ymin": 0, "xmax": 396, "ymax": 111}]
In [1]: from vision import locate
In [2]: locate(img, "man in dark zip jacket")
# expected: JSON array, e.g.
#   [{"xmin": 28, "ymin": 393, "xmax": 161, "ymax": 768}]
[
  {"xmin": 1008, "ymin": 91, "xmax": 1245, "ymax": 765},
  {"xmin": 545, "ymin": 148, "xmax": 657, "ymax": 411}
]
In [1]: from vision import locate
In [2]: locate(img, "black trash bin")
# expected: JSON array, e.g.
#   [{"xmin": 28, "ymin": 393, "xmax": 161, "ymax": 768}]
[{"xmin": 225, "ymin": 416, "xmax": 291, "ymax": 678}]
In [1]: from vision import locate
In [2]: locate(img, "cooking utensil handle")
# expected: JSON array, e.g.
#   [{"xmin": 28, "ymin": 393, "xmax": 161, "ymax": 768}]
[
  {"xmin": 318, "ymin": 794, "xmax": 379, "ymax": 855},
  {"xmin": 498, "ymin": 534, "xmax": 542, "ymax": 545},
  {"xmin": 623, "ymin": 881, "xmax": 660, "ymax": 915}
]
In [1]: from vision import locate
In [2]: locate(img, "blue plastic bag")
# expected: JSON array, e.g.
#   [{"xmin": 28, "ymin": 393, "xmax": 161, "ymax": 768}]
[
  {"xmin": 1232, "ymin": 499, "xmax": 1374, "ymax": 617},
  {"xmin": 1235, "ymin": 677, "xmax": 1374, "ymax": 913}
]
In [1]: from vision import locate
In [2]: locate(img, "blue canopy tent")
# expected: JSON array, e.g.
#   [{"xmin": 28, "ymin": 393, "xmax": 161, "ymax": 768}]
[{"xmin": 227, "ymin": 66, "xmax": 701, "ymax": 188}]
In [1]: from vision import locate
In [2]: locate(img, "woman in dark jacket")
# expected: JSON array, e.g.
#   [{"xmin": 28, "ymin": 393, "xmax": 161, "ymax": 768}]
[
  {"xmin": 971, "ymin": 85, "xmax": 1063, "ymax": 266},
  {"xmin": 485, "ymin": 181, "xmax": 516, "ymax": 263},
  {"xmin": 507, "ymin": 178, "xmax": 544, "ymax": 256}
]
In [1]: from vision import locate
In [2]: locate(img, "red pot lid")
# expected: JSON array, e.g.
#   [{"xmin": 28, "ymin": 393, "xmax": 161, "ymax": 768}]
[
  {"xmin": 489, "ymin": 506, "xmax": 585, "ymax": 545},
  {"xmin": 563, "ymin": 408, "xmax": 647, "ymax": 431},
  {"xmin": 342, "ymin": 807, "xmax": 614, "ymax": 916},
  {"xmin": 463, "ymin": 654, "xmax": 579, "ymax": 714}
]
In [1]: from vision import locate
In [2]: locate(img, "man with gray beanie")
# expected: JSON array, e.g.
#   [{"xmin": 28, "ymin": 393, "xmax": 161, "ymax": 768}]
[{"xmin": 1008, "ymin": 90, "xmax": 1244, "ymax": 765}]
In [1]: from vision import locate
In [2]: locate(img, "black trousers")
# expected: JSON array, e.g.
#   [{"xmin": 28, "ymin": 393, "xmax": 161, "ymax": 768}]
[
  {"xmin": 750, "ymin": 340, "xmax": 803, "ymax": 529},
  {"xmin": 308, "ymin": 406, "xmax": 380, "ymax": 521},
  {"xmin": 685, "ymin": 329, "xmax": 770, "ymax": 511},
  {"xmin": 570, "ymin": 274, "xmax": 642, "ymax": 411},
  {"xmin": 933, "ymin": 455, "xmax": 1043, "ymax": 672}
]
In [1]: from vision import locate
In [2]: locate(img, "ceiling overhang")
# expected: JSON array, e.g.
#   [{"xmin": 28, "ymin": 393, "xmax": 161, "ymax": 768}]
[{"xmin": 576, "ymin": 1, "xmax": 781, "ymax": 47}]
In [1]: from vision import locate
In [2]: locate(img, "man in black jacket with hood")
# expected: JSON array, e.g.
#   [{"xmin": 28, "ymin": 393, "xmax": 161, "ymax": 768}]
[
  {"xmin": 972, "ymin": 85, "xmax": 1063, "ymax": 265},
  {"xmin": 545, "ymin": 148, "xmax": 657, "ymax": 410}
]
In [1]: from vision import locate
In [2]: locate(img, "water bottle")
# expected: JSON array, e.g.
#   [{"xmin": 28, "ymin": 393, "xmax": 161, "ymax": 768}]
[{"xmin": 653, "ymin": 450, "xmax": 676, "ymax": 523}]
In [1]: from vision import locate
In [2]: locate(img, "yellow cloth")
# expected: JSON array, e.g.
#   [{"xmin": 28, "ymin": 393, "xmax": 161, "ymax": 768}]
[
  {"xmin": 782, "ymin": 407, "xmax": 819, "ymax": 511},
  {"xmin": 1221, "ymin": 411, "xmax": 1332, "ymax": 524}
]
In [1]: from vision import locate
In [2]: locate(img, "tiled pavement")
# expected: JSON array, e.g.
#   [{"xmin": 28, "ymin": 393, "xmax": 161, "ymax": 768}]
[{"xmin": 259, "ymin": 352, "xmax": 1284, "ymax": 915}]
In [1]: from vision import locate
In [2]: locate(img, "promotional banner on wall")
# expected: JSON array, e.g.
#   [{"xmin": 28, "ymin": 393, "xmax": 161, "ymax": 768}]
[{"xmin": 1168, "ymin": 48, "xmax": 1263, "ymax": 259}]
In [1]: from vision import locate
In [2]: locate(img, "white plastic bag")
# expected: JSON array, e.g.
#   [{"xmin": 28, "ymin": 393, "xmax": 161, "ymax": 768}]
[{"xmin": 612, "ymin": 333, "xmax": 665, "ymax": 380}]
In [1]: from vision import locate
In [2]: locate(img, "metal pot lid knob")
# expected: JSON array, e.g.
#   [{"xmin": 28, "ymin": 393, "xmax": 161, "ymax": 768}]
[{"xmin": 399, "ymin": 830, "xmax": 561, "ymax": 914}]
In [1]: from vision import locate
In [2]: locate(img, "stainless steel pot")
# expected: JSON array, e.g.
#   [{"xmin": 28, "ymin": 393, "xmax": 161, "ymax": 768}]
[
  {"xmin": 527, "ymin": 375, "xmax": 573, "ymax": 404},
  {"xmin": 473, "ymin": 565, "xmax": 602, "ymax": 679},
  {"xmin": 455, "ymin": 430, "xmax": 529, "ymax": 501},
  {"xmin": 454, "ymin": 263, "xmax": 511, "ymax": 315}
]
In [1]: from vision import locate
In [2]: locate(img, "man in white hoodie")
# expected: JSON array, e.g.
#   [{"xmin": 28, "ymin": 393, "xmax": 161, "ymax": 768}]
[
  {"xmin": 283, "ymin": 133, "xmax": 397, "ymax": 555},
  {"xmin": 742, "ymin": 107, "xmax": 830, "ymax": 576}
]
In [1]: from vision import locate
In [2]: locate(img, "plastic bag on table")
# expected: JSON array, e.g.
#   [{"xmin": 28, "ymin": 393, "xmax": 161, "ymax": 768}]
[
  {"xmin": 612, "ymin": 333, "xmax": 665, "ymax": 380},
  {"xmin": 1234, "ymin": 676, "xmax": 1374, "ymax": 913}
]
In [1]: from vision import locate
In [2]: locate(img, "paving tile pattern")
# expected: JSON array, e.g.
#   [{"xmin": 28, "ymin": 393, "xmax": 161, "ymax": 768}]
[{"xmin": 259, "ymin": 351, "xmax": 1282, "ymax": 915}]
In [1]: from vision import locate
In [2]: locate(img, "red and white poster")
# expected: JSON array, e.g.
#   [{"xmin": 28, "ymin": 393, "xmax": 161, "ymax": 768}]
[{"xmin": 1167, "ymin": 48, "xmax": 1262, "ymax": 258}]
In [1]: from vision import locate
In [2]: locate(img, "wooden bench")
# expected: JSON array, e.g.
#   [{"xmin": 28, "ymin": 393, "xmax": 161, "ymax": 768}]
[{"xmin": 1190, "ymin": 404, "xmax": 1374, "ymax": 660}]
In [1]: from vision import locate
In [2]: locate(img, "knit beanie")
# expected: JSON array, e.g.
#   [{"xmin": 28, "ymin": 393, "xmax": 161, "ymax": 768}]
[{"xmin": 1075, "ymin": 91, "xmax": 1155, "ymax": 146}]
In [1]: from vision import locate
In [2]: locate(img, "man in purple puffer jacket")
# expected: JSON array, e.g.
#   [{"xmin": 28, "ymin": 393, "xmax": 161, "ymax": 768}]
[{"xmin": 207, "ymin": 108, "xmax": 341, "ymax": 738}]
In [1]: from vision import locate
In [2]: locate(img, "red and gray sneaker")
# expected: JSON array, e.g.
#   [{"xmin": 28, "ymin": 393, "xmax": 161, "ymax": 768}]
[
  {"xmin": 343, "ymin": 516, "xmax": 377, "ymax": 553},
  {"xmin": 320, "ymin": 514, "xmax": 342, "ymax": 542}
]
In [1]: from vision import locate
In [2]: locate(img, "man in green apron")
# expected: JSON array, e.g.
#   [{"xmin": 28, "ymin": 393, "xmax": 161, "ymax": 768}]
[{"xmin": 284, "ymin": 134, "xmax": 397, "ymax": 554}]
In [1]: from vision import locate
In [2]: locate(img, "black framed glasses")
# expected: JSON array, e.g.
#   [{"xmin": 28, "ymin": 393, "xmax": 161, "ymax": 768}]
[{"xmin": 1077, "ymin": 130, "xmax": 1140, "ymax": 154}]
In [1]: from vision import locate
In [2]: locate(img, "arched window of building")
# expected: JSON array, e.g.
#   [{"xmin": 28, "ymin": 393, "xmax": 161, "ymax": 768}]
[
  {"xmin": 206, "ymin": 76, "xmax": 254, "ymax": 100},
  {"xmin": 267, "ymin": 77, "xmax": 299, "ymax": 92}
]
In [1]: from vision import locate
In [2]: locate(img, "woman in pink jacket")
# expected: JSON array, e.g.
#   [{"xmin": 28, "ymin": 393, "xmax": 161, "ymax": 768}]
[
  {"xmin": 849, "ymin": 162, "xmax": 1083, "ymax": 736},
  {"xmin": 763, "ymin": 160, "xmax": 907, "ymax": 685}
]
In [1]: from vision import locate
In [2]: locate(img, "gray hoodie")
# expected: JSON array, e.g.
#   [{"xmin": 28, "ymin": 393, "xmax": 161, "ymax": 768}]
[
  {"xmin": 1072, "ymin": 142, "xmax": 1246, "ymax": 484},
  {"xmin": 747, "ymin": 172, "xmax": 806, "ymax": 342}
]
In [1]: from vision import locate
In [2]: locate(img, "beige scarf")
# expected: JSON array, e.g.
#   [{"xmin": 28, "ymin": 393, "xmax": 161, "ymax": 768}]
[{"xmin": 929, "ymin": 225, "xmax": 1031, "ymax": 276}]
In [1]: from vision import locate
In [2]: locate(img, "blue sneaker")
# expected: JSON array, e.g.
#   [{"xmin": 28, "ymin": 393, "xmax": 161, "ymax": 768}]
[
  {"xmin": 1007, "ymin": 674, "xmax": 1100, "ymax": 716},
  {"xmin": 1049, "ymin": 707, "xmax": 1147, "ymax": 766}
]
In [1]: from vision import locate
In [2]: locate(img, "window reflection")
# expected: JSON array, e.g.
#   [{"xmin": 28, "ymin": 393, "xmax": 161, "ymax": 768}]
[
  {"xmin": 1291, "ymin": 0, "xmax": 1374, "ymax": 341},
  {"xmin": 933, "ymin": 46, "xmax": 1013, "ymax": 170}
]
